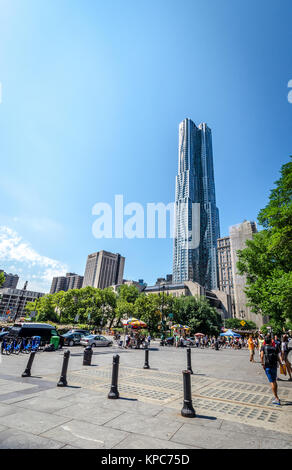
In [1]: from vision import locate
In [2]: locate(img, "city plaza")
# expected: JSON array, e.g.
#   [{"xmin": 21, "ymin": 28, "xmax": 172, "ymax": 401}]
[{"xmin": 0, "ymin": 340, "xmax": 291, "ymax": 449}]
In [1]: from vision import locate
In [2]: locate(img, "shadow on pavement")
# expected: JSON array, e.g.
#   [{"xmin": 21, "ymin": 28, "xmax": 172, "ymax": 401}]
[
  {"xmin": 119, "ymin": 397, "xmax": 138, "ymax": 402},
  {"xmin": 195, "ymin": 414, "xmax": 217, "ymax": 421}
]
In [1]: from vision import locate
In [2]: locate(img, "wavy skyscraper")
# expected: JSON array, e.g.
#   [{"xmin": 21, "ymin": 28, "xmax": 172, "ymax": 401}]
[{"xmin": 173, "ymin": 118, "xmax": 220, "ymax": 290}]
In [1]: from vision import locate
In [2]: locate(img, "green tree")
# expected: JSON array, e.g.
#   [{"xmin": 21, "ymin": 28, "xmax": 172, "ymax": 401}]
[
  {"xmin": 237, "ymin": 157, "xmax": 292, "ymax": 329},
  {"xmin": 224, "ymin": 318, "xmax": 256, "ymax": 330},
  {"xmin": 26, "ymin": 287, "xmax": 117, "ymax": 328},
  {"xmin": 99, "ymin": 287, "xmax": 117, "ymax": 328},
  {"xmin": 26, "ymin": 295, "xmax": 59, "ymax": 323},
  {"xmin": 173, "ymin": 296, "xmax": 222, "ymax": 336},
  {"xmin": 116, "ymin": 299, "xmax": 135, "ymax": 325},
  {"xmin": 117, "ymin": 284, "xmax": 139, "ymax": 304},
  {"xmin": 0, "ymin": 271, "xmax": 5, "ymax": 287},
  {"xmin": 52, "ymin": 287, "xmax": 106, "ymax": 326},
  {"xmin": 134, "ymin": 294, "xmax": 162, "ymax": 333},
  {"xmin": 114, "ymin": 284, "xmax": 140, "ymax": 327}
]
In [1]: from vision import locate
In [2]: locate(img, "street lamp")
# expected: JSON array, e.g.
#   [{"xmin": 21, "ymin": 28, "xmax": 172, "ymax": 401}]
[
  {"xmin": 160, "ymin": 284, "xmax": 169, "ymax": 339},
  {"xmin": 31, "ymin": 294, "xmax": 41, "ymax": 320},
  {"xmin": 14, "ymin": 281, "xmax": 28, "ymax": 322},
  {"xmin": 55, "ymin": 296, "xmax": 63, "ymax": 323},
  {"xmin": 73, "ymin": 296, "xmax": 79, "ymax": 325},
  {"xmin": 100, "ymin": 303, "xmax": 108, "ymax": 333}
]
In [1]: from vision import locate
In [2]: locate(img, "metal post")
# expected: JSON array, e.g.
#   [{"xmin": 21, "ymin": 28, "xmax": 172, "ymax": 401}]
[
  {"xmin": 22, "ymin": 351, "xmax": 36, "ymax": 377},
  {"xmin": 57, "ymin": 350, "xmax": 70, "ymax": 387},
  {"xmin": 187, "ymin": 347, "xmax": 193, "ymax": 374},
  {"xmin": 143, "ymin": 348, "xmax": 150, "ymax": 369},
  {"xmin": 181, "ymin": 370, "xmax": 196, "ymax": 418},
  {"xmin": 83, "ymin": 345, "xmax": 93, "ymax": 366},
  {"xmin": 108, "ymin": 354, "xmax": 120, "ymax": 399},
  {"xmin": 14, "ymin": 281, "xmax": 28, "ymax": 322}
]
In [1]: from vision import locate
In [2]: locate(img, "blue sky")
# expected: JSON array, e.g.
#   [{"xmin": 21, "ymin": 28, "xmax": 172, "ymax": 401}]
[{"xmin": 0, "ymin": 0, "xmax": 291, "ymax": 292}]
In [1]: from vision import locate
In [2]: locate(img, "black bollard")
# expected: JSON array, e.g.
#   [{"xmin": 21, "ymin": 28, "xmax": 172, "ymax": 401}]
[
  {"xmin": 57, "ymin": 350, "xmax": 70, "ymax": 387},
  {"xmin": 143, "ymin": 348, "xmax": 150, "ymax": 369},
  {"xmin": 181, "ymin": 370, "xmax": 196, "ymax": 418},
  {"xmin": 108, "ymin": 354, "xmax": 120, "ymax": 399},
  {"xmin": 187, "ymin": 347, "xmax": 193, "ymax": 374},
  {"xmin": 21, "ymin": 351, "xmax": 36, "ymax": 377},
  {"xmin": 83, "ymin": 346, "xmax": 93, "ymax": 366}
]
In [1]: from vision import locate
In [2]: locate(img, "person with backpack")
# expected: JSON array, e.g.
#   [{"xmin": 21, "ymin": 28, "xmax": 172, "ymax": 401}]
[{"xmin": 260, "ymin": 335, "xmax": 281, "ymax": 405}]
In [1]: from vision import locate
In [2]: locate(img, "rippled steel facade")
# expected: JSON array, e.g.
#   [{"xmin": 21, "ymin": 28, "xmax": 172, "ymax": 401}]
[{"xmin": 173, "ymin": 118, "xmax": 220, "ymax": 290}]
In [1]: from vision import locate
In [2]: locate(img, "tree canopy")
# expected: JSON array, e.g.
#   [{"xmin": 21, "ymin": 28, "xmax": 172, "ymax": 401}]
[
  {"xmin": 25, "ymin": 283, "xmax": 223, "ymax": 336},
  {"xmin": 224, "ymin": 318, "xmax": 256, "ymax": 331},
  {"xmin": 237, "ymin": 157, "xmax": 292, "ymax": 329},
  {"xmin": 173, "ymin": 296, "xmax": 222, "ymax": 336},
  {"xmin": 0, "ymin": 271, "xmax": 5, "ymax": 288}
]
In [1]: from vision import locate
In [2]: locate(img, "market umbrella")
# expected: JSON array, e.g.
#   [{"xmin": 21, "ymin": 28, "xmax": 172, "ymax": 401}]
[
  {"xmin": 122, "ymin": 318, "xmax": 140, "ymax": 348},
  {"xmin": 171, "ymin": 324, "xmax": 184, "ymax": 329},
  {"xmin": 129, "ymin": 320, "xmax": 147, "ymax": 328},
  {"xmin": 122, "ymin": 317, "xmax": 139, "ymax": 326},
  {"xmin": 219, "ymin": 329, "xmax": 241, "ymax": 337},
  {"xmin": 194, "ymin": 333, "xmax": 204, "ymax": 337}
]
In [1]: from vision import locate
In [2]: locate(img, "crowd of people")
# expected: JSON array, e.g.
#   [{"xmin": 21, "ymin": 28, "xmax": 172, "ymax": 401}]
[
  {"xmin": 247, "ymin": 333, "xmax": 292, "ymax": 374},
  {"xmin": 113, "ymin": 331, "xmax": 151, "ymax": 349},
  {"xmin": 190, "ymin": 335, "xmax": 248, "ymax": 349},
  {"xmin": 170, "ymin": 334, "xmax": 252, "ymax": 349},
  {"xmin": 111, "ymin": 327, "xmax": 291, "ymax": 407}
]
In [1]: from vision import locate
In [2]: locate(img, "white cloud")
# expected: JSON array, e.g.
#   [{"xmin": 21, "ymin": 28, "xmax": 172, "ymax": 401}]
[{"xmin": 0, "ymin": 226, "xmax": 68, "ymax": 292}]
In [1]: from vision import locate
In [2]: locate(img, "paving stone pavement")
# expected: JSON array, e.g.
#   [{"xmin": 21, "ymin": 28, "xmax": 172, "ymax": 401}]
[{"xmin": 0, "ymin": 342, "xmax": 291, "ymax": 449}]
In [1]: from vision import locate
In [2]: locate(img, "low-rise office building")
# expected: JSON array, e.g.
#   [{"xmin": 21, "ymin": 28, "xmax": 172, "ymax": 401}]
[
  {"xmin": 0, "ymin": 270, "xmax": 19, "ymax": 289},
  {"xmin": 143, "ymin": 280, "xmax": 232, "ymax": 320},
  {"xmin": 0, "ymin": 287, "xmax": 45, "ymax": 319},
  {"xmin": 50, "ymin": 273, "xmax": 84, "ymax": 294}
]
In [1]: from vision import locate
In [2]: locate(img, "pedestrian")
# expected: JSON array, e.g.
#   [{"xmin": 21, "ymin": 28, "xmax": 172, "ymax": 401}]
[
  {"xmin": 260, "ymin": 335, "xmax": 281, "ymax": 405},
  {"xmin": 248, "ymin": 335, "xmax": 255, "ymax": 362},
  {"xmin": 274, "ymin": 335, "xmax": 281, "ymax": 350},
  {"xmin": 125, "ymin": 334, "xmax": 131, "ymax": 348},
  {"xmin": 215, "ymin": 337, "xmax": 219, "ymax": 350},
  {"xmin": 147, "ymin": 334, "xmax": 151, "ymax": 347},
  {"xmin": 281, "ymin": 335, "xmax": 292, "ymax": 381},
  {"xmin": 258, "ymin": 334, "xmax": 264, "ymax": 351}
]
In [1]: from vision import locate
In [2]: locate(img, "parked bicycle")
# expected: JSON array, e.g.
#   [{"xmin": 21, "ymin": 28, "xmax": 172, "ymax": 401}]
[
  {"xmin": 1, "ymin": 336, "xmax": 41, "ymax": 355},
  {"xmin": 12, "ymin": 338, "xmax": 23, "ymax": 355},
  {"xmin": 1, "ymin": 338, "xmax": 14, "ymax": 355}
]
